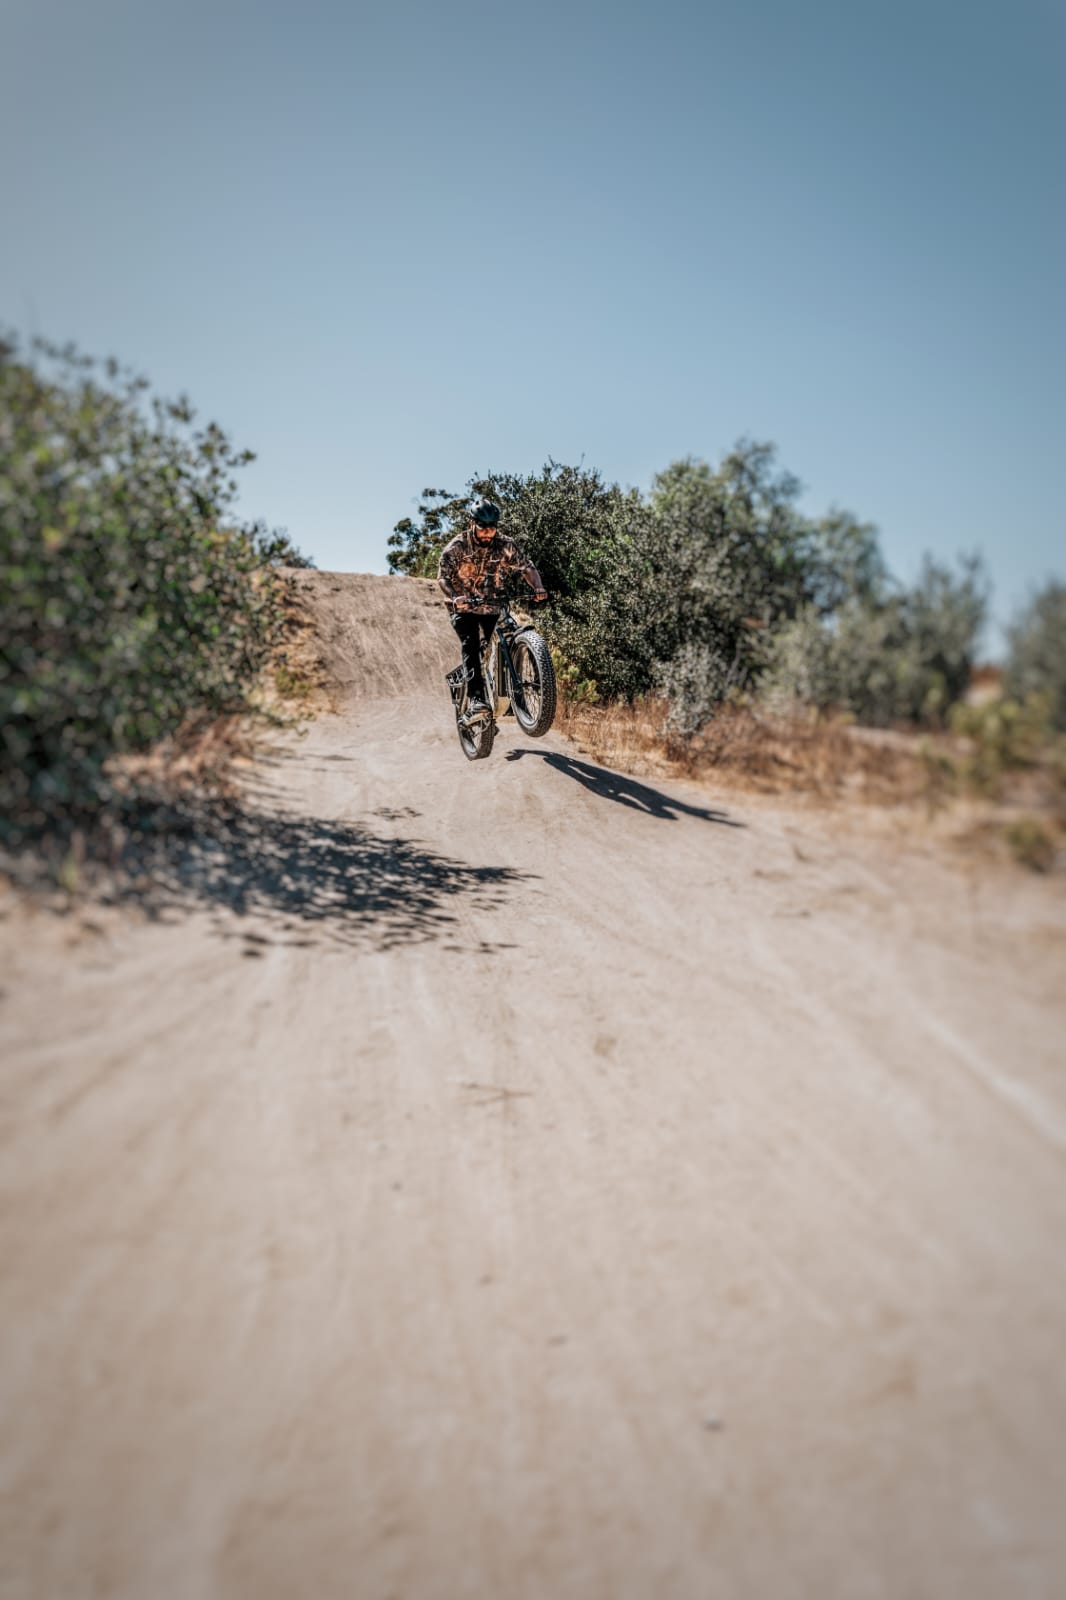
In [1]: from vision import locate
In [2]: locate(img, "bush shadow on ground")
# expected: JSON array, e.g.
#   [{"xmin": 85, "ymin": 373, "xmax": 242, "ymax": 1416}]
[
  {"xmin": 505, "ymin": 748, "xmax": 743, "ymax": 825},
  {"xmin": 9, "ymin": 800, "xmax": 534, "ymax": 955}
]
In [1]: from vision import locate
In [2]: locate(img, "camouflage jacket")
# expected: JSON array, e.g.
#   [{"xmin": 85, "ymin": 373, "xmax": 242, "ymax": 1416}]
[{"xmin": 437, "ymin": 528, "xmax": 544, "ymax": 613}]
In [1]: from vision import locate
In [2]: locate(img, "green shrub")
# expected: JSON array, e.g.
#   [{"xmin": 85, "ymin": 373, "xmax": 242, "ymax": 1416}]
[
  {"xmin": 549, "ymin": 648, "xmax": 599, "ymax": 707},
  {"xmin": 1005, "ymin": 817, "xmax": 1056, "ymax": 873},
  {"xmin": 388, "ymin": 462, "xmax": 651, "ymax": 698},
  {"xmin": 949, "ymin": 694, "xmax": 1056, "ymax": 796},
  {"xmin": 389, "ymin": 446, "xmax": 991, "ymax": 736},
  {"xmin": 761, "ymin": 557, "xmax": 986, "ymax": 727},
  {"xmin": 273, "ymin": 665, "xmax": 314, "ymax": 700},
  {"xmin": 656, "ymin": 640, "xmax": 744, "ymax": 735},
  {"xmin": 0, "ymin": 336, "xmax": 308, "ymax": 833},
  {"xmin": 1005, "ymin": 582, "xmax": 1066, "ymax": 731},
  {"xmin": 389, "ymin": 444, "xmax": 892, "ymax": 720}
]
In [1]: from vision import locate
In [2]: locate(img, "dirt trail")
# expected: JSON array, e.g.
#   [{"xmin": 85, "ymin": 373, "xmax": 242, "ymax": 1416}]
[{"xmin": 3, "ymin": 571, "xmax": 1066, "ymax": 1600}]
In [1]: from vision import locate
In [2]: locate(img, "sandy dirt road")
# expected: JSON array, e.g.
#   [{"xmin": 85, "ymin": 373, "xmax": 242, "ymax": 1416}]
[{"xmin": 2, "ymin": 572, "xmax": 1066, "ymax": 1599}]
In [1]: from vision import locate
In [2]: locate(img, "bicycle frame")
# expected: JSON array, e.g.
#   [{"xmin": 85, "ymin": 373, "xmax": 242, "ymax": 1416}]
[
  {"xmin": 495, "ymin": 604, "xmax": 549, "ymax": 719},
  {"xmin": 488, "ymin": 612, "xmax": 524, "ymax": 718},
  {"xmin": 448, "ymin": 599, "xmax": 542, "ymax": 726},
  {"xmin": 447, "ymin": 595, "xmax": 555, "ymax": 757}
]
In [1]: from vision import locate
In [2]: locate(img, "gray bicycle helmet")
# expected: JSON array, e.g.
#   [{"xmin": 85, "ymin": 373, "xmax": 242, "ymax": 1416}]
[{"xmin": 469, "ymin": 497, "xmax": 501, "ymax": 528}]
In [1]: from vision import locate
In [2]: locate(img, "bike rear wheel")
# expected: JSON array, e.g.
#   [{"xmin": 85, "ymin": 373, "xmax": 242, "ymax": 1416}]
[
  {"xmin": 457, "ymin": 707, "xmax": 495, "ymax": 761},
  {"xmin": 509, "ymin": 630, "xmax": 557, "ymax": 737}
]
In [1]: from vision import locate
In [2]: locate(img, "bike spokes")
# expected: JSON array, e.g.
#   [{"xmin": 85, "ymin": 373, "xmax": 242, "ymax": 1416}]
[{"xmin": 512, "ymin": 641, "xmax": 541, "ymax": 720}]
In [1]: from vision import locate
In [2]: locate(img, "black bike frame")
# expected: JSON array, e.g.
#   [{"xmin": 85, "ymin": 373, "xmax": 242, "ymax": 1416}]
[
  {"xmin": 491, "ymin": 608, "xmax": 540, "ymax": 713},
  {"xmin": 451, "ymin": 600, "xmax": 538, "ymax": 718}
]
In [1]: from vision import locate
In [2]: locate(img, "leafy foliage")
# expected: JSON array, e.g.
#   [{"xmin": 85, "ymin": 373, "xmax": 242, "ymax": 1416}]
[
  {"xmin": 1005, "ymin": 817, "xmax": 1056, "ymax": 873},
  {"xmin": 637, "ymin": 444, "xmax": 839, "ymax": 725},
  {"xmin": 1005, "ymin": 581, "xmax": 1066, "ymax": 731},
  {"xmin": 762, "ymin": 556, "xmax": 987, "ymax": 725},
  {"xmin": 0, "ymin": 335, "xmax": 309, "ymax": 832},
  {"xmin": 387, "ymin": 486, "xmax": 465, "ymax": 578},
  {"xmin": 949, "ymin": 693, "xmax": 1060, "ymax": 795},
  {"xmin": 389, "ymin": 462, "xmax": 651, "ymax": 698},
  {"xmin": 390, "ymin": 443, "xmax": 995, "ymax": 734}
]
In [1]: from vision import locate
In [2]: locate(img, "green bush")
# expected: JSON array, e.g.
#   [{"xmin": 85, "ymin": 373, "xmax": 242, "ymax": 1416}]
[
  {"xmin": 762, "ymin": 557, "xmax": 986, "ymax": 727},
  {"xmin": 1005, "ymin": 817, "xmax": 1056, "ymax": 873},
  {"xmin": 949, "ymin": 694, "xmax": 1057, "ymax": 796},
  {"xmin": 549, "ymin": 647, "xmax": 599, "ymax": 707},
  {"xmin": 390, "ymin": 445, "xmax": 993, "ymax": 736},
  {"xmin": 656, "ymin": 640, "xmax": 744, "ymax": 735},
  {"xmin": 1005, "ymin": 582, "xmax": 1066, "ymax": 731},
  {"xmin": 0, "ymin": 336, "xmax": 308, "ymax": 833},
  {"xmin": 389, "ymin": 462, "xmax": 652, "ymax": 699}
]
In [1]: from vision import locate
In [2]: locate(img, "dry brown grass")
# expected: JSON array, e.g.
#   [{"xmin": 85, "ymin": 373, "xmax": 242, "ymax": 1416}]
[
  {"xmin": 558, "ymin": 694, "xmax": 1065, "ymax": 872},
  {"xmin": 110, "ymin": 576, "xmax": 326, "ymax": 805},
  {"xmin": 560, "ymin": 696, "xmax": 923, "ymax": 801},
  {"xmin": 267, "ymin": 570, "xmax": 336, "ymax": 711},
  {"xmin": 114, "ymin": 573, "xmax": 331, "ymax": 803},
  {"xmin": 111, "ymin": 712, "xmax": 261, "ymax": 802}
]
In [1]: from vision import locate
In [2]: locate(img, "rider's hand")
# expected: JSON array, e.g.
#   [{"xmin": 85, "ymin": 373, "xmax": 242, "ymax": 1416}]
[
  {"xmin": 454, "ymin": 595, "xmax": 472, "ymax": 611},
  {"xmin": 532, "ymin": 589, "xmax": 548, "ymax": 604}
]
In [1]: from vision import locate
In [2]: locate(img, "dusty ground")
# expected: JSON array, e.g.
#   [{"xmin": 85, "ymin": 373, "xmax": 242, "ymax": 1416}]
[{"xmin": 2, "ymin": 571, "xmax": 1065, "ymax": 1600}]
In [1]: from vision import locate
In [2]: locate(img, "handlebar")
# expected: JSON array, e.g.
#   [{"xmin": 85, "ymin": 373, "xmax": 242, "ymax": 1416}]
[{"xmin": 454, "ymin": 591, "xmax": 547, "ymax": 611}]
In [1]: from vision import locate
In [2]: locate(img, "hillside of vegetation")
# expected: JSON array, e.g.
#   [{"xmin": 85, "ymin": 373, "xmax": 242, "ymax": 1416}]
[
  {"xmin": 0, "ymin": 336, "xmax": 309, "ymax": 846},
  {"xmin": 388, "ymin": 450, "xmax": 991, "ymax": 729},
  {"xmin": 389, "ymin": 455, "xmax": 1065, "ymax": 870},
  {"xmin": 3, "ymin": 335, "xmax": 1062, "ymax": 880}
]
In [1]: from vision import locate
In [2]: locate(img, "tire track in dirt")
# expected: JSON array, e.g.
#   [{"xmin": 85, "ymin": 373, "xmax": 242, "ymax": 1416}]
[{"xmin": 3, "ymin": 572, "xmax": 1066, "ymax": 1599}]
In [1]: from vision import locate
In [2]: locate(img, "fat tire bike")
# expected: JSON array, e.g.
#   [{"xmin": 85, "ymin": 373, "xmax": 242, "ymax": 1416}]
[{"xmin": 445, "ymin": 598, "xmax": 557, "ymax": 762}]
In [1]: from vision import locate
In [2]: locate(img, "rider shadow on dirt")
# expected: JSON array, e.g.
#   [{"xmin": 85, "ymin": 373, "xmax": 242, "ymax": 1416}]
[
  {"xmin": 505, "ymin": 749, "xmax": 742, "ymax": 826},
  {"xmin": 95, "ymin": 799, "xmax": 532, "ymax": 954}
]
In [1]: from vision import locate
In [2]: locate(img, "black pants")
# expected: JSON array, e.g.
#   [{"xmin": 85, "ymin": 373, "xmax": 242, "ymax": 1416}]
[{"xmin": 451, "ymin": 611, "xmax": 496, "ymax": 700}]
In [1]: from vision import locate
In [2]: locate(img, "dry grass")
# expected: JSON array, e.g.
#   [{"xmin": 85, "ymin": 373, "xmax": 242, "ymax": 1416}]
[
  {"xmin": 111, "ymin": 712, "xmax": 260, "ymax": 802},
  {"xmin": 560, "ymin": 697, "xmax": 923, "ymax": 800},
  {"xmin": 109, "ymin": 572, "xmax": 329, "ymax": 809},
  {"xmin": 110, "ymin": 573, "xmax": 327, "ymax": 803},
  {"xmin": 558, "ymin": 694, "xmax": 1065, "ymax": 872},
  {"xmin": 1, "ymin": 714, "xmax": 268, "ymax": 901},
  {"xmin": 267, "ymin": 569, "xmax": 335, "ymax": 711}
]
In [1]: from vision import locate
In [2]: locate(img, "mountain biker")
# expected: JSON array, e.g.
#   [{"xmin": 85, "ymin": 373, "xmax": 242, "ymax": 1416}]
[{"xmin": 438, "ymin": 499, "xmax": 547, "ymax": 718}]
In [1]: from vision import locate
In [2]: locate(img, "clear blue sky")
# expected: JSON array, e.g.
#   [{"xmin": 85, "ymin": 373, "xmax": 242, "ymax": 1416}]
[{"xmin": 3, "ymin": 0, "xmax": 1063, "ymax": 642}]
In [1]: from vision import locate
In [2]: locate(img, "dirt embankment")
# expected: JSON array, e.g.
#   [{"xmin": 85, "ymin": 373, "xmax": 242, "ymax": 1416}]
[
  {"xmin": 2, "ymin": 571, "xmax": 1065, "ymax": 1600},
  {"xmin": 282, "ymin": 569, "xmax": 455, "ymax": 703}
]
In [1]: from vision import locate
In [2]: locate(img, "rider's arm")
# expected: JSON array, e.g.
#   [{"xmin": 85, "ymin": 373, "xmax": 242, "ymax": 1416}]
[
  {"xmin": 504, "ymin": 538, "xmax": 547, "ymax": 599},
  {"xmin": 438, "ymin": 542, "xmax": 464, "ymax": 603}
]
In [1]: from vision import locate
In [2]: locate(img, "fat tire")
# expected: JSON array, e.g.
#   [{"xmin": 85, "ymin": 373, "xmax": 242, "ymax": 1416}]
[
  {"xmin": 509, "ymin": 629, "xmax": 557, "ymax": 737},
  {"xmin": 457, "ymin": 709, "xmax": 495, "ymax": 761}
]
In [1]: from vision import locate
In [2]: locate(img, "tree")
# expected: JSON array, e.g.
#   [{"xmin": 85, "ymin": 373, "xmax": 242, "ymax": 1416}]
[
  {"xmin": 388, "ymin": 462, "xmax": 651, "ymax": 698},
  {"xmin": 762, "ymin": 554, "xmax": 987, "ymax": 725},
  {"xmin": 1005, "ymin": 580, "xmax": 1066, "ymax": 730},
  {"xmin": 0, "ymin": 335, "xmax": 306, "ymax": 830},
  {"xmin": 902, "ymin": 553, "xmax": 987, "ymax": 721},
  {"xmin": 637, "ymin": 442, "xmax": 836, "ymax": 726},
  {"xmin": 387, "ymin": 487, "xmax": 465, "ymax": 578},
  {"xmin": 387, "ymin": 442, "xmax": 991, "ymax": 733},
  {"xmin": 805, "ymin": 508, "xmax": 888, "ymax": 615}
]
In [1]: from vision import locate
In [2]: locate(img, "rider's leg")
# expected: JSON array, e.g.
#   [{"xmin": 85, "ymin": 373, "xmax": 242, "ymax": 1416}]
[
  {"xmin": 451, "ymin": 613, "xmax": 488, "ymax": 701},
  {"xmin": 476, "ymin": 614, "xmax": 497, "ymax": 703},
  {"xmin": 478, "ymin": 613, "xmax": 496, "ymax": 658}
]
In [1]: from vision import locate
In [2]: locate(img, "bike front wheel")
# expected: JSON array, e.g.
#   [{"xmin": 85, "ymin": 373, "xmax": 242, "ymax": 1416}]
[{"xmin": 509, "ymin": 630, "xmax": 557, "ymax": 737}]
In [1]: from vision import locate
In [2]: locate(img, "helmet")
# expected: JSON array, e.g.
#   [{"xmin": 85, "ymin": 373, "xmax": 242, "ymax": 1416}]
[{"xmin": 469, "ymin": 498, "xmax": 501, "ymax": 529}]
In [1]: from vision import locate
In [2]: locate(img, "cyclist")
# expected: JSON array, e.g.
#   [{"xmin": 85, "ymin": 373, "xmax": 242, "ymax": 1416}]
[{"xmin": 438, "ymin": 498, "xmax": 547, "ymax": 718}]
